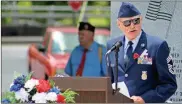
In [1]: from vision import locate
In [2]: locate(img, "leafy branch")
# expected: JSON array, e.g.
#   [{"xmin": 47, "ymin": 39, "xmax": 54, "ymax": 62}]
[
  {"xmin": 2, "ymin": 91, "xmax": 17, "ymax": 103},
  {"xmin": 62, "ymin": 89, "xmax": 79, "ymax": 103}
]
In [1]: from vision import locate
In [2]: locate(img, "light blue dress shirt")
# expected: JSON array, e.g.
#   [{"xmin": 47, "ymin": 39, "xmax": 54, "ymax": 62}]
[
  {"xmin": 124, "ymin": 32, "xmax": 142, "ymax": 59},
  {"xmin": 65, "ymin": 41, "xmax": 107, "ymax": 77}
]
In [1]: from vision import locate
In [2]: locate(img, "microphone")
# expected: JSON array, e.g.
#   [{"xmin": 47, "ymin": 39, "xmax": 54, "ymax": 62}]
[{"xmin": 106, "ymin": 41, "xmax": 122, "ymax": 54}]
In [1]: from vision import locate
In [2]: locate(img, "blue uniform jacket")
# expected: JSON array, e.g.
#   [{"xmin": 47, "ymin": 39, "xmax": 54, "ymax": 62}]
[
  {"xmin": 65, "ymin": 41, "xmax": 107, "ymax": 77},
  {"xmin": 107, "ymin": 30, "xmax": 177, "ymax": 103}
]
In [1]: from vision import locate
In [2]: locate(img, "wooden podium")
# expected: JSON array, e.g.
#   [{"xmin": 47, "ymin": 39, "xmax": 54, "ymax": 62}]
[{"xmin": 50, "ymin": 77, "xmax": 133, "ymax": 103}]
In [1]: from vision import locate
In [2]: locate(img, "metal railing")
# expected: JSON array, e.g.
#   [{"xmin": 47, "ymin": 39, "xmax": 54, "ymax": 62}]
[{"xmin": 2, "ymin": 4, "xmax": 110, "ymax": 26}]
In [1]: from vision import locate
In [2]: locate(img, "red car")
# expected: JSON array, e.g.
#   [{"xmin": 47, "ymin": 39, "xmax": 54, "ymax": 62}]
[{"xmin": 28, "ymin": 26, "xmax": 110, "ymax": 79}]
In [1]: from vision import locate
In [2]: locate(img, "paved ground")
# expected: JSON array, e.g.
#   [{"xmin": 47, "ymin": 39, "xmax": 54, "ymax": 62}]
[
  {"xmin": 2, "ymin": 44, "xmax": 29, "ymax": 92},
  {"xmin": 2, "ymin": 36, "xmax": 42, "ymax": 44}
]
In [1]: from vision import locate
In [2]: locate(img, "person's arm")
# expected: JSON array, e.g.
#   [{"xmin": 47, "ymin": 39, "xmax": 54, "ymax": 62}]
[{"xmin": 141, "ymin": 41, "xmax": 177, "ymax": 103}]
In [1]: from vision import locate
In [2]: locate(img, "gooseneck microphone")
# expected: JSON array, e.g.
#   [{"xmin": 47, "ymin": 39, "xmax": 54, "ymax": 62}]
[
  {"xmin": 106, "ymin": 41, "xmax": 122, "ymax": 55},
  {"xmin": 105, "ymin": 41, "xmax": 122, "ymax": 95}
]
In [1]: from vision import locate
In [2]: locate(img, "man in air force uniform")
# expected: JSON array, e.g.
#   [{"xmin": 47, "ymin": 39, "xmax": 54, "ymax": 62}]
[{"xmin": 107, "ymin": 2, "xmax": 177, "ymax": 103}]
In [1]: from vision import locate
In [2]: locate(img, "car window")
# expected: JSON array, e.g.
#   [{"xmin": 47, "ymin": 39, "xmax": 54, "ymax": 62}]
[
  {"xmin": 94, "ymin": 35, "xmax": 109, "ymax": 46},
  {"xmin": 51, "ymin": 31, "xmax": 78, "ymax": 54},
  {"xmin": 51, "ymin": 31, "xmax": 109, "ymax": 54}
]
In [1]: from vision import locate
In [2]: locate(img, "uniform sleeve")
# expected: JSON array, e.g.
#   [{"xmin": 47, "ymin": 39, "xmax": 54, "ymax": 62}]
[
  {"xmin": 64, "ymin": 52, "xmax": 73, "ymax": 76},
  {"xmin": 141, "ymin": 41, "xmax": 177, "ymax": 103}
]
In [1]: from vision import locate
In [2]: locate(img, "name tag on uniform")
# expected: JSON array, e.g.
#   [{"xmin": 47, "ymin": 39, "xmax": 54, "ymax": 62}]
[{"xmin": 137, "ymin": 49, "xmax": 152, "ymax": 65}]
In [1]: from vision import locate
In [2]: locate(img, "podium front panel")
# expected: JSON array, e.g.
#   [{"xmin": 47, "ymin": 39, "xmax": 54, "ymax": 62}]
[
  {"xmin": 50, "ymin": 77, "xmax": 133, "ymax": 103},
  {"xmin": 75, "ymin": 91, "xmax": 106, "ymax": 103}
]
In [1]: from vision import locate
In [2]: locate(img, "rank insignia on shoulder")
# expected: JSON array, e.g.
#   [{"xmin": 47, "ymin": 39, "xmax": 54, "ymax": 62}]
[{"xmin": 167, "ymin": 55, "xmax": 174, "ymax": 74}]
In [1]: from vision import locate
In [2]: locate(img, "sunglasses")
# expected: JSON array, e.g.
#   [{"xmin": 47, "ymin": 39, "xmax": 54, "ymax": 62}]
[{"xmin": 121, "ymin": 18, "xmax": 140, "ymax": 27}]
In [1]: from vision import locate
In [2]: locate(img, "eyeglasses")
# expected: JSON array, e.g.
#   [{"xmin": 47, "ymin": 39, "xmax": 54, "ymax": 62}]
[{"xmin": 121, "ymin": 18, "xmax": 140, "ymax": 27}]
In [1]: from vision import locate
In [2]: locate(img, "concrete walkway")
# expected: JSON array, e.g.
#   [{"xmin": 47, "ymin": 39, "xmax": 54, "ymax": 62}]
[{"xmin": 2, "ymin": 36, "xmax": 43, "ymax": 44}]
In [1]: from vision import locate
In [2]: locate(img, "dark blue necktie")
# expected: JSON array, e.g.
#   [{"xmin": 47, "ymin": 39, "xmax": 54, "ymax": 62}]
[{"xmin": 125, "ymin": 41, "xmax": 133, "ymax": 68}]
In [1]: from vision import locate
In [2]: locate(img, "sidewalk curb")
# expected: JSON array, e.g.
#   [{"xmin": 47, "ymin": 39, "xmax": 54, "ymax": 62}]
[{"xmin": 2, "ymin": 36, "xmax": 43, "ymax": 44}]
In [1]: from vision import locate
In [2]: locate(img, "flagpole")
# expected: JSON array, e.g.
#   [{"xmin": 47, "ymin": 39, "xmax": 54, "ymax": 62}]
[{"xmin": 77, "ymin": 1, "xmax": 88, "ymax": 28}]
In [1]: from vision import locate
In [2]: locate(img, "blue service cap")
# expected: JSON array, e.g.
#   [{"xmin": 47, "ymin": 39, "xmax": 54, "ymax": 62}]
[{"xmin": 118, "ymin": 2, "xmax": 141, "ymax": 18}]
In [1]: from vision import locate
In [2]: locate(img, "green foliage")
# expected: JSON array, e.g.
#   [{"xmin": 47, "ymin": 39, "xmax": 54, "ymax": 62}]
[
  {"xmin": 88, "ymin": 1, "xmax": 110, "ymax": 6},
  {"xmin": 17, "ymin": 1, "xmax": 32, "ymax": 6},
  {"xmin": 32, "ymin": 1, "xmax": 67, "ymax": 5},
  {"xmin": 25, "ymin": 72, "xmax": 33, "ymax": 82},
  {"xmin": 2, "ymin": 17, "xmax": 12, "ymax": 25},
  {"xmin": 2, "ymin": 1, "xmax": 110, "ymax": 28},
  {"xmin": 17, "ymin": 1, "xmax": 32, "ymax": 14},
  {"xmin": 61, "ymin": 18, "xmax": 74, "ymax": 25},
  {"xmin": 89, "ymin": 18, "xmax": 110, "ymax": 28},
  {"xmin": 2, "ymin": 91, "xmax": 17, "ymax": 103},
  {"xmin": 13, "ymin": 71, "xmax": 22, "ymax": 79},
  {"xmin": 49, "ymin": 79, "xmax": 55, "ymax": 88},
  {"xmin": 62, "ymin": 89, "xmax": 79, "ymax": 103}
]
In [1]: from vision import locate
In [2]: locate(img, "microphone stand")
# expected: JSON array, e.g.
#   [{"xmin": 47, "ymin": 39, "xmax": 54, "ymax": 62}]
[
  {"xmin": 105, "ymin": 53, "xmax": 118, "ymax": 95},
  {"xmin": 113, "ymin": 47, "xmax": 120, "ymax": 95}
]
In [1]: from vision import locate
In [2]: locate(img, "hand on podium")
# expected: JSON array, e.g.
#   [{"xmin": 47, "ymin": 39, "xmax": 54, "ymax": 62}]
[{"xmin": 131, "ymin": 96, "xmax": 145, "ymax": 104}]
